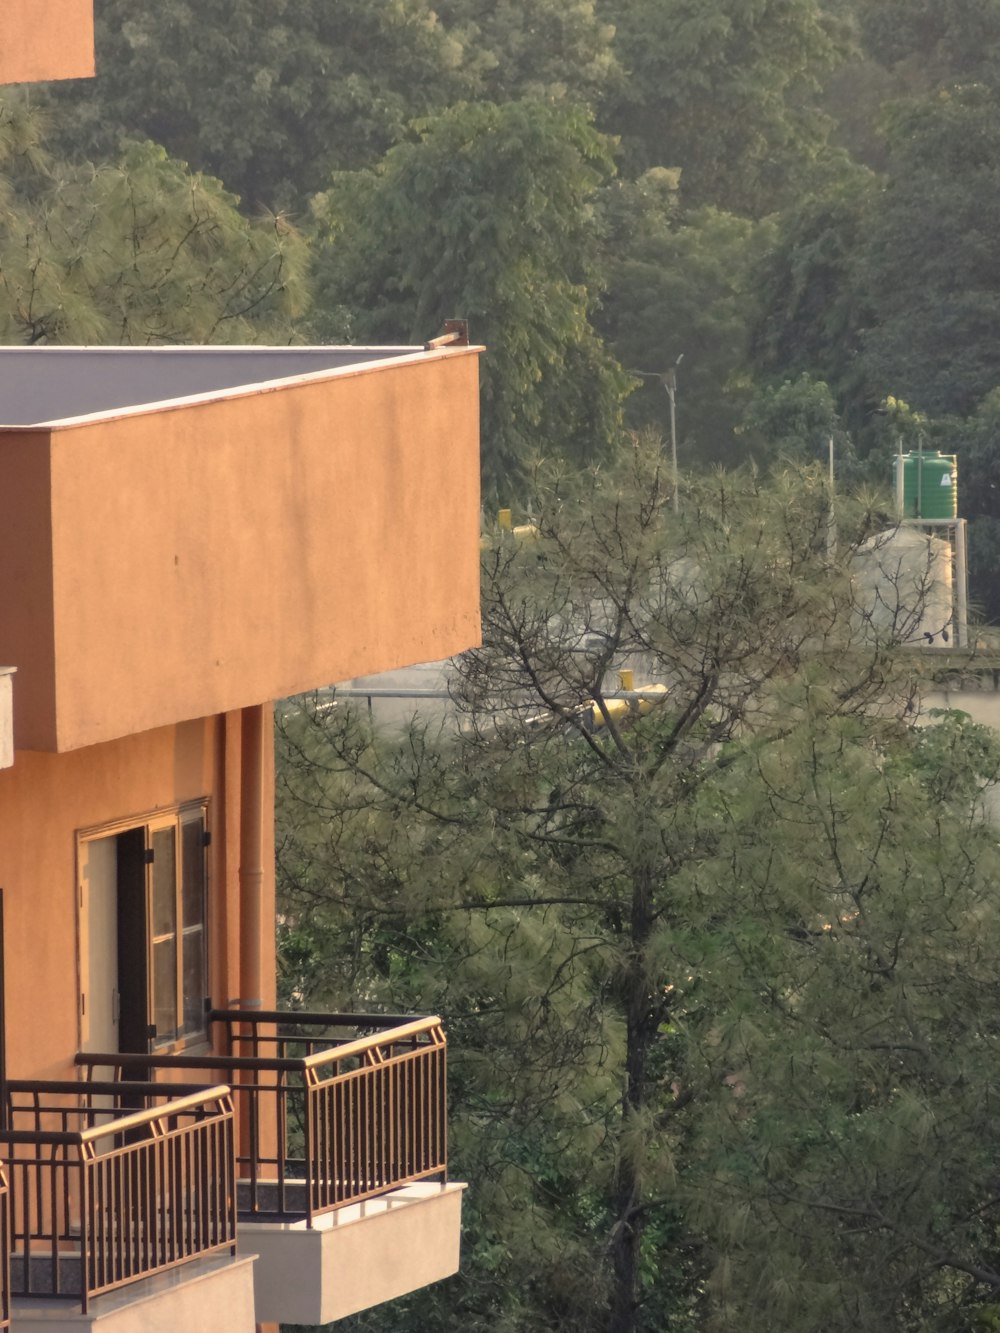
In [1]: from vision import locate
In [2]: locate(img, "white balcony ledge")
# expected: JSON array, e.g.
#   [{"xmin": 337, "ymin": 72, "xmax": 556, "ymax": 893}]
[
  {"xmin": 238, "ymin": 1181, "xmax": 466, "ymax": 1326},
  {"xmin": 10, "ymin": 1254, "xmax": 256, "ymax": 1333}
]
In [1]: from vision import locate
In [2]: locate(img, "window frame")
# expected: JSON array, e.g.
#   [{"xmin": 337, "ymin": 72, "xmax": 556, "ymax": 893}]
[{"xmin": 77, "ymin": 799, "xmax": 211, "ymax": 1055}]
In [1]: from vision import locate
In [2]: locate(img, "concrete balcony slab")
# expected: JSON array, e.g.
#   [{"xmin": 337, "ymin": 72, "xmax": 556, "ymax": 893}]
[
  {"xmin": 238, "ymin": 1181, "xmax": 465, "ymax": 1325},
  {"xmin": 10, "ymin": 1254, "xmax": 256, "ymax": 1333}
]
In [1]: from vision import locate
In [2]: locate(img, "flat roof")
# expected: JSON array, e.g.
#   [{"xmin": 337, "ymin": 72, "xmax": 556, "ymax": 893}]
[{"xmin": 0, "ymin": 346, "xmax": 422, "ymax": 427}]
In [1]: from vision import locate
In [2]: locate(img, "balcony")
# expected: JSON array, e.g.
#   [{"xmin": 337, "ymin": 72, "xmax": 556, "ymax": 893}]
[
  {"xmin": 0, "ymin": 340, "xmax": 481, "ymax": 753},
  {"xmin": 0, "ymin": 1081, "xmax": 254, "ymax": 1332},
  {"xmin": 78, "ymin": 1012, "xmax": 465, "ymax": 1325}
]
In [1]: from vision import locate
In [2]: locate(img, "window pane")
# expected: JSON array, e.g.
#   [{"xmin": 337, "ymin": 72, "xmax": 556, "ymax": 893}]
[
  {"xmin": 153, "ymin": 937, "xmax": 178, "ymax": 1041},
  {"xmin": 151, "ymin": 828, "xmax": 177, "ymax": 938},
  {"xmin": 181, "ymin": 818, "xmax": 205, "ymax": 930},
  {"xmin": 182, "ymin": 927, "xmax": 205, "ymax": 1035},
  {"xmin": 180, "ymin": 815, "xmax": 207, "ymax": 1038}
]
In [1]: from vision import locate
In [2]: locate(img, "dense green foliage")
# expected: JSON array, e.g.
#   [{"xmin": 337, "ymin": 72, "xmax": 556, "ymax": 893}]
[
  {"xmin": 310, "ymin": 101, "xmax": 629, "ymax": 498},
  {"xmin": 747, "ymin": 165, "xmax": 876, "ymax": 425},
  {"xmin": 433, "ymin": 0, "xmax": 617, "ymax": 103},
  {"xmin": 278, "ymin": 456, "xmax": 1000, "ymax": 1332},
  {"xmin": 862, "ymin": 85, "xmax": 1000, "ymax": 418},
  {"xmin": 18, "ymin": 0, "xmax": 1000, "ymax": 567},
  {"xmin": 857, "ymin": 0, "xmax": 1000, "ymax": 85},
  {"xmin": 597, "ymin": 0, "xmax": 849, "ymax": 215},
  {"xmin": 598, "ymin": 183, "xmax": 771, "ymax": 463},
  {"xmin": 47, "ymin": 0, "xmax": 469, "ymax": 208},
  {"xmin": 743, "ymin": 10, "xmax": 1000, "ymax": 612},
  {"xmin": 0, "ymin": 99, "xmax": 308, "ymax": 343},
  {"xmin": 46, "ymin": 0, "xmax": 618, "ymax": 210},
  {"xmin": 6, "ymin": 5, "xmax": 1000, "ymax": 1327}
]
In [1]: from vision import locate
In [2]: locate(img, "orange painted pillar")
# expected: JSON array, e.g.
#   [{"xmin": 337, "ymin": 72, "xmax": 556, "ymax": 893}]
[{"xmin": 239, "ymin": 705, "xmax": 265, "ymax": 1011}]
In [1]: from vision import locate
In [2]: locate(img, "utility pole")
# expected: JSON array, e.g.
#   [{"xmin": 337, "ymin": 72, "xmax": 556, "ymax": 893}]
[
  {"xmin": 664, "ymin": 365, "xmax": 679, "ymax": 514},
  {"xmin": 629, "ymin": 354, "xmax": 683, "ymax": 513}
]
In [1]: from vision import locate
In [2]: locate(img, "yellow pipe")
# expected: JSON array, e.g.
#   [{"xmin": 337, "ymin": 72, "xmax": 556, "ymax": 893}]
[{"xmin": 589, "ymin": 682, "xmax": 668, "ymax": 730}]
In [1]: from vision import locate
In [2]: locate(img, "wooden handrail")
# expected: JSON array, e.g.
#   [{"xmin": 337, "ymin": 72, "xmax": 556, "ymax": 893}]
[
  {"xmin": 78, "ymin": 1017, "xmax": 445, "ymax": 1080},
  {"xmin": 3, "ymin": 1081, "xmax": 231, "ymax": 1145},
  {"xmin": 301, "ymin": 1017, "xmax": 443, "ymax": 1073},
  {"xmin": 4, "ymin": 1081, "xmax": 237, "ymax": 1310},
  {"xmin": 78, "ymin": 1085, "xmax": 230, "ymax": 1145},
  {"xmin": 75, "ymin": 1011, "xmax": 449, "ymax": 1224}
]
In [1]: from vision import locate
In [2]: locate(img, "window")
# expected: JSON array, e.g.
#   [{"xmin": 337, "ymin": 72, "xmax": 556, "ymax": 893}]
[{"xmin": 79, "ymin": 802, "xmax": 209, "ymax": 1054}]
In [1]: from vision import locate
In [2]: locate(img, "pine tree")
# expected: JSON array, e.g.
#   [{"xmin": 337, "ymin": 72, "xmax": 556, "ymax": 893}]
[
  {"xmin": 277, "ymin": 453, "xmax": 1000, "ymax": 1331},
  {"xmin": 0, "ymin": 98, "xmax": 309, "ymax": 344}
]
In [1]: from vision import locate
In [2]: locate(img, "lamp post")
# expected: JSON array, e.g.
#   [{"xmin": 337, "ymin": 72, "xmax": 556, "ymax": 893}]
[
  {"xmin": 630, "ymin": 354, "xmax": 683, "ymax": 512},
  {"xmin": 663, "ymin": 365, "xmax": 679, "ymax": 514}
]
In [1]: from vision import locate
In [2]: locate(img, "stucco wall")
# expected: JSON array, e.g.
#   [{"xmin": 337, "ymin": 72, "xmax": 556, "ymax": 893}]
[
  {"xmin": 0, "ymin": 348, "xmax": 482, "ymax": 752},
  {"xmin": 0, "ymin": 0, "xmax": 94, "ymax": 83},
  {"xmin": 0, "ymin": 711, "xmax": 275, "ymax": 1082}
]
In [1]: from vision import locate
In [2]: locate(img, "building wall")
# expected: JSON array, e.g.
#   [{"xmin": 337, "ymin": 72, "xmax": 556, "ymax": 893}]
[
  {"xmin": 923, "ymin": 686, "xmax": 1000, "ymax": 733},
  {"xmin": 0, "ymin": 0, "xmax": 94, "ymax": 84},
  {"xmin": 0, "ymin": 710, "xmax": 274, "ymax": 1082},
  {"xmin": 0, "ymin": 349, "xmax": 482, "ymax": 753}
]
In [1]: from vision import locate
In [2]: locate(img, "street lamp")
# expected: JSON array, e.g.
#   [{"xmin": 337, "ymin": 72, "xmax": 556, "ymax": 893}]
[{"xmin": 631, "ymin": 354, "xmax": 683, "ymax": 513}]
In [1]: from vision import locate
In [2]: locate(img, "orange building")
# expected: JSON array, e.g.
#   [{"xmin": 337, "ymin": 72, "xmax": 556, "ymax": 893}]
[
  {"xmin": 0, "ymin": 18, "xmax": 482, "ymax": 1322},
  {"xmin": 0, "ymin": 14, "xmax": 481, "ymax": 1327},
  {"xmin": 0, "ymin": 341, "xmax": 481, "ymax": 1332},
  {"xmin": 0, "ymin": 0, "xmax": 94, "ymax": 84}
]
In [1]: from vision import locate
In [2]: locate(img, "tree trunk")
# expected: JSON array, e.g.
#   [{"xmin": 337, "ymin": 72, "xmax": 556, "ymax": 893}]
[{"xmin": 608, "ymin": 857, "xmax": 659, "ymax": 1333}]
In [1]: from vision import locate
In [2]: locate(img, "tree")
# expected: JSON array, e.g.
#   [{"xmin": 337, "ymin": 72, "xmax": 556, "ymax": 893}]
[
  {"xmin": 739, "ymin": 371, "xmax": 855, "ymax": 473},
  {"xmin": 0, "ymin": 98, "xmax": 309, "ymax": 344},
  {"xmin": 857, "ymin": 0, "xmax": 1000, "ymax": 89},
  {"xmin": 310, "ymin": 100, "xmax": 630, "ymax": 500},
  {"xmin": 860, "ymin": 84, "xmax": 1000, "ymax": 420},
  {"xmin": 747, "ymin": 161, "xmax": 877, "ymax": 439},
  {"xmin": 679, "ymin": 703, "xmax": 1000, "ymax": 1333},
  {"xmin": 746, "ymin": 75, "xmax": 1000, "ymax": 526},
  {"xmin": 42, "ymin": 0, "xmax": 469, "ymax": 208},
  {"xmin": 597, "ymin": 175, "xmax": 772, "ymax": 465},
  {"xmin": 431, "ymin": 0, "xmax": 618, "ymax": 103},
  {"xmin": 597, "ymin": 0, "xmax": 850, "ymax": 215},
  {"xmin": 276, "ymin": 452, "xmax": 1000, "ymax": 1332}
]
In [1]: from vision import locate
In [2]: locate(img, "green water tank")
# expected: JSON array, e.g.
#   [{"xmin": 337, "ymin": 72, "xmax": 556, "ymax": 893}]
[{"xmin": 894, "ymin": 451, "xmax": 958, "ymax": 519}]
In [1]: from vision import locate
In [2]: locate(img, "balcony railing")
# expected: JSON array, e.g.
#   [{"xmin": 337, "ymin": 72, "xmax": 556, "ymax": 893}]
[
  {"xmin": 78, "ymin": 1011, "xmax": 449, "ymax": 1226},
  {"xmin": 0, "ymin": 1080, "xmax": 236, "ymax": 1312}
]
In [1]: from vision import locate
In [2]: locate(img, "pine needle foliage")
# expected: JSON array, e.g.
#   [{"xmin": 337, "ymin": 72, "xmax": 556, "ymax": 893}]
[
  {"xmin": 278, "ymin": 450, "xmax": 1000, "ymax": 1332},
  {"xmin": 0, "ymin": 98, "xmax": 309, "ymax": 345}
]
